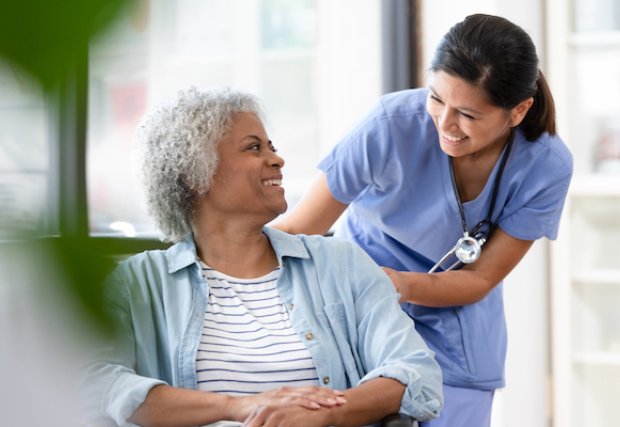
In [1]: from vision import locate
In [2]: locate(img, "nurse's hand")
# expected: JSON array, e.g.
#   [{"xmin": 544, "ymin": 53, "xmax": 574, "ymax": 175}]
[{"xmin": 382, "ymin": 267, "xmax": 412, "ymax": 302}]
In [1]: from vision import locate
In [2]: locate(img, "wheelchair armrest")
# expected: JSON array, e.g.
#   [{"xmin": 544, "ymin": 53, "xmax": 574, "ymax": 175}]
[{"xmin": 380, "ymin": 413, "xmax": 419, "ymax": 427}]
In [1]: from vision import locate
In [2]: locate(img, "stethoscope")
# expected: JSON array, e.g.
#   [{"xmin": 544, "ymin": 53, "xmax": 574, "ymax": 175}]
[{"xmin": 428, "ymin": 134, "xmax": 514, "ymax": 273}]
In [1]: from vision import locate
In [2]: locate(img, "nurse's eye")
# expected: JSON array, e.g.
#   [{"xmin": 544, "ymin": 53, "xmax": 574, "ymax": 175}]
[
  {"xmin": 247, "ymin": 143, "xmax": 260, "ymax": 151},
  {"xmin": 458, "ymin": 111, "xmax": 477, "ymax": 120},
  {"xmin": 429, "ymin": 94, "xmax": 443, "ymax": 104}
]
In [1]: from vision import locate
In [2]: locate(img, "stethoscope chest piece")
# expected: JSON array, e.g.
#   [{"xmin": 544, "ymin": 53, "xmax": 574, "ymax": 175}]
[{"xmin": 454, "ymin": 233, "xmax": 482, "ymax": 264}]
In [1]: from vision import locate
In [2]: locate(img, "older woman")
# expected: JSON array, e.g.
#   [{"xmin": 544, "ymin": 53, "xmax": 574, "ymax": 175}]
[{"xmin": 88, "ymin": 87, "xmax": 442, "ymax": 427}]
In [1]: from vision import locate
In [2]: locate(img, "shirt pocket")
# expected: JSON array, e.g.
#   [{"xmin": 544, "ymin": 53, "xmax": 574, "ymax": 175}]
[
  {"xmin": 411, "ymin": 305, "xmax": 476, "ymax": 376},
  {"xmin": 319, "ymin": 303, "xmax": 361, "ymax": 385},
  {"xmin": 453, "ymin": 306, "xmax": 476, "ymax": 375}
]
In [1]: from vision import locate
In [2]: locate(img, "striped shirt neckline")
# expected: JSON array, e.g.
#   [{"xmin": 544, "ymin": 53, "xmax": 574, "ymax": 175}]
[{"xmin": 196, "ymin": 261, "xmax": 320, "ymax": 395}]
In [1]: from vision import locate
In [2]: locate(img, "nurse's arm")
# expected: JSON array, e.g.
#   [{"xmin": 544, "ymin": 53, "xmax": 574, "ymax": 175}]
[
  {"xmin": 384, "ymin": 227, "xmax": 534, "ymax": 307},
  {"xmin": 273, "ymin": 172, "xmax": 348, "ymax": 236}
]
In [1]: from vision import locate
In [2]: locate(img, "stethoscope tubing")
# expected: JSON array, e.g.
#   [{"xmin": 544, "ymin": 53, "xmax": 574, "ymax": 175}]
[{"xmin": 428, "ymin": 133, "xmax": 514, "ymax": 273}]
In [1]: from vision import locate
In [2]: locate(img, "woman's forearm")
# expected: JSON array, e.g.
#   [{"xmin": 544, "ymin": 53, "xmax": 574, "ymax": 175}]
[
  {"xmin": 129, "ymin": 383, "xmax": 349, "ymax": 427},
  {"xmin": 325, "ymin": 377, "xmax": 405, "ymax": 427},
  {"xmin": 129, "ymin": 384, "xmax": 235, "ymax": 427}
]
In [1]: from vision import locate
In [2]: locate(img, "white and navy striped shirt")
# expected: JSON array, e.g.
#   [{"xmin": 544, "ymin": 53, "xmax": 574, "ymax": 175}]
[{"xmin": 197, "ymin": 263, "xmax": 320, "ymax": 395}]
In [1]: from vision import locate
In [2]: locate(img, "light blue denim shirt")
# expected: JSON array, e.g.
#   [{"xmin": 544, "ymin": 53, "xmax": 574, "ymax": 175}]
[{"xmin": 89, "ymin": 227, "xmax": 443, "ymax": 426}]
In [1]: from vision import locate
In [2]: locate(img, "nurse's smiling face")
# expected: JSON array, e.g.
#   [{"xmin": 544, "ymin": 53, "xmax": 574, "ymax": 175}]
[{"xmin": 426, "ymin": 70, "xmax": 528, "ymax": 160}]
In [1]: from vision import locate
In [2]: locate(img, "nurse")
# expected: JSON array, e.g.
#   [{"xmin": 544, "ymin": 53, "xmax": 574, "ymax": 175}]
[{"xmin": 275, "ymin": 14, "xmax": 573, "ymax": 427}]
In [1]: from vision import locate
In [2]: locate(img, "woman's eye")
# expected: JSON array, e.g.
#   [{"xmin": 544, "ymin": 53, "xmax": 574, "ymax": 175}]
[{"xmin": 249, "ymin": 144, "xmax": 260, "ymax": 151}]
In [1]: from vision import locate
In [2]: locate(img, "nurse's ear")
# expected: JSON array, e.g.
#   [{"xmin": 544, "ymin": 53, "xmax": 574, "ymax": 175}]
[{"xmin": 508, "ymin": 97, "xmax": 534, "ymax": 127}]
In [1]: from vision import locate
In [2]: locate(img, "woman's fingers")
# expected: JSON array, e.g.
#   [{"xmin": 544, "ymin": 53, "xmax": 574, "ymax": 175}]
[
  {"xmin": 243, "ymin": 405, "xmax": 328, "ymax": 427},
  {"xmin": 242, "ymin": 404, "xmax": 269, "ymax": 427},
  {"xmin": 288, "ymin": 395, "xmax": 342, "ymax": 410},
  {"xmin": 270, "ymin": 386, "xmax": 346, "ymax": 408},
  {"xmin": 235, "ymin": 385, "xmax": 348, "ymax": 421}
]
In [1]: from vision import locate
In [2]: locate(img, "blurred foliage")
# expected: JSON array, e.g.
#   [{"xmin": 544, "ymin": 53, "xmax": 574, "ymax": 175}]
[
  {"xmin": 0, "ymin": 0, "xmax": 135, "ymax": 335},
  {"xmin": 49, "ymin": 237, "xmax": 119, "ymax": 335},
  {"xmin": 0, "ymin": 0, "xmax": 132, "ymax": 91},
  {"xmin": 3, "ymin": 237, "xmax": 119, "ymax": 336}
]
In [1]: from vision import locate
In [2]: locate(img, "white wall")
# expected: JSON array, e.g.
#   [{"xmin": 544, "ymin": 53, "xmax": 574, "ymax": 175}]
[
  {"xmin": 419, "ymin": 2, "xmax": 551, "ymax": 427},
  {"xmin": 421, "ymin": 0, "xmax": 545, "ymax": 82}
]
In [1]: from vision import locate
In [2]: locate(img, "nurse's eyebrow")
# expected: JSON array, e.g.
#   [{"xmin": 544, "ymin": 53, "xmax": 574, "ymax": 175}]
[{"xmin": 428, "ymin": 86, "xmax": 484, "ymax": 116}]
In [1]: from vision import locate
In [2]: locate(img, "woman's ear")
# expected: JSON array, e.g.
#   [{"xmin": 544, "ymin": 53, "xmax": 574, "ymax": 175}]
[{"xmin": 509, "ymin": 97, "xmax": 534, "ymax": 127}]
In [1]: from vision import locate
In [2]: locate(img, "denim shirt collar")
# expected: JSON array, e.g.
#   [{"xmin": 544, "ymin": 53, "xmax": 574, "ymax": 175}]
[{"xmin": 163, "ymin": 226, "xmax": 310, "ymax": 274}]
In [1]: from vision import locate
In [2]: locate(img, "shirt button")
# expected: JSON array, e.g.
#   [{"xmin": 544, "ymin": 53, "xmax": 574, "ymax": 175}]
[
  {"xmin": 305, "ymin": 332, "xmax": 314, "ymax": 341},
  {"xmin": 289, "ymin": 303, "xmax": 294, "ymax": 311},
  {"xmin": 322, "ymin": 376, "xmax": 330, "ymax": 385}
]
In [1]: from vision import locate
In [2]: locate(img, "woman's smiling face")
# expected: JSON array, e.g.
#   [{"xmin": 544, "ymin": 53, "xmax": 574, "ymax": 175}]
[{"xmin": 206, "ymin": 112, "xmax": 287, "ymax": 222}]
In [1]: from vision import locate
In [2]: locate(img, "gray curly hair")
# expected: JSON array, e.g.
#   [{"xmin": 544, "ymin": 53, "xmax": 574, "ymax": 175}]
[{"xmin": 137, "ymin": 87, "xmax": 263, "ymax": 242}]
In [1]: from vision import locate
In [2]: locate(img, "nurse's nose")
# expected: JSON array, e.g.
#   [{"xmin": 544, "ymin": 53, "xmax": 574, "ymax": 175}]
[{"xmin": 438, "ymin": 107, "xmax": 458, "ymax": 130}]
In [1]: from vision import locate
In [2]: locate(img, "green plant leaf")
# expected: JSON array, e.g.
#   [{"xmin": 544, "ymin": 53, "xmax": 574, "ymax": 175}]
[{"xmin": 0, "ymin": 0, "xmax": 132, "ymax": 91}]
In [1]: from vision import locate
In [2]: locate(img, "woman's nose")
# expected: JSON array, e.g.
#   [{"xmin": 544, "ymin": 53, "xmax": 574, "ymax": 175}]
[{"xmin": 269, "ymin": 151, "xmax": 285, "ymax": 168}]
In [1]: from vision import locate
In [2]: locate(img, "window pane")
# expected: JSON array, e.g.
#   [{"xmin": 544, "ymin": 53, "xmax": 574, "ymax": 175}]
[
  {"xmin": 87, "ymin": 0, "xmax": 382, "ymax": 237},
  {"xmin": 0, "ymin": 60, "xmax": 53, "ymax": 239}
]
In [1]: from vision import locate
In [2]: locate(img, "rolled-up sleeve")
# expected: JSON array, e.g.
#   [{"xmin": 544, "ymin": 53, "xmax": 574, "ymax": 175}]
[
  {"xmin": 349, "ymin": 244, "xmax": 444, "ymax": 420},
  {"xmin": 83, "ymin": 271, "xmax": 166, "ymax": 426},
  {"xmin": 94, "ymin": 363, "xmax": 166, "ymax": 426}
]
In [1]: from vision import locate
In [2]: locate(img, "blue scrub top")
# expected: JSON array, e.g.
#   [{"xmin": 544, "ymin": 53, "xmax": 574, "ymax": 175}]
[{"xmin": 318, "ymin": 88, "xmax": 573, "ymax": 390}]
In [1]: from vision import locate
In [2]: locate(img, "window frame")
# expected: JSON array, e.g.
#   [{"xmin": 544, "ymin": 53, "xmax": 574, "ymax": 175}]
[{"xmin": 53, "ymin": 0, "xmax": 419, "ymax": 256}]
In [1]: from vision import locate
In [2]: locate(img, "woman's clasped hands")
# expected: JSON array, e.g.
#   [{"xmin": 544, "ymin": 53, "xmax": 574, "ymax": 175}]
[{"xmin": 232, "ymin": 386, "xmax": 347, "ymax": 427}]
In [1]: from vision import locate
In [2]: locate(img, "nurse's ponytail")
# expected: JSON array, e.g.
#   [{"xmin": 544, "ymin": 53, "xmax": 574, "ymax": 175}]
[{"xmin": 519, "ymin": 70, "xmax": 556, "ymax": 140}]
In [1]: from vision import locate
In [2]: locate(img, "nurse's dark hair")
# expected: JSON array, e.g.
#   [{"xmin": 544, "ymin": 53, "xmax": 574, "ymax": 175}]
[{"xmin": 430, "ymin": 14, "xmax": 555, "ymax": 141}]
